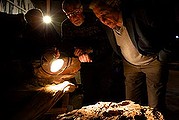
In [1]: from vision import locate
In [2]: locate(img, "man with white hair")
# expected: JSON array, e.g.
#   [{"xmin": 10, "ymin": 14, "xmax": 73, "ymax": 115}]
[{"xmin": 89, "ymin": 0, "xmax": 175, "ymax": 116}]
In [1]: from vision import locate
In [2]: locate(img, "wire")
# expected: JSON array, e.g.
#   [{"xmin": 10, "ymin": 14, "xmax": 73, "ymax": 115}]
[{"xmin": 6, "ymin": 0, "xmax": 27, "ymax": 12}]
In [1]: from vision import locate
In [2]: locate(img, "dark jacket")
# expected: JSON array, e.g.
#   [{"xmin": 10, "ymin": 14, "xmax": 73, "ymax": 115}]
[{"xmin": 105, "ymin": 1, "xmax": 175, "ymax": 62}]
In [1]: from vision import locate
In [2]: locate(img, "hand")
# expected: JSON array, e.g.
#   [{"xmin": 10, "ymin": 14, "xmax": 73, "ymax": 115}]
[
  {"xmin": 158, "ymin": 49, "xmax": 171, "ymax": 62},
  {"xmin": 74, "ymin": 48, "xmax": 93, "ymax": 57},
  {"xmin": 63, "ymin": 82, "xmax": 76, "ymax": 93},
  {"xmin": 74, "ymin": 48, "xmax": 83, "ymax": 57},
  {"xmin": 51, "ymin": 47, "xmax": 60, "ymax": 58},
  {"xmin": 44, "ymin": 81, "xmax": 76, "ymax": 94},
  {"xmin": 78, "ymin": 54, "xmax": 92, "ymax": 62}
]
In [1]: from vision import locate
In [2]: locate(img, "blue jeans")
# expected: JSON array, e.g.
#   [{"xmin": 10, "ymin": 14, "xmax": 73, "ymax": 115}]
[{"xmin": 123, "ymin": 58, "xmax": 168, "ymax": 113}]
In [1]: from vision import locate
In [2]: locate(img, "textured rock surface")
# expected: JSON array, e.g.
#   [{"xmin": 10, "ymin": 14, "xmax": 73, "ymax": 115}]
[{"xmin": 56, "ymin": 100, "xmax": 164, "ymax": 120}]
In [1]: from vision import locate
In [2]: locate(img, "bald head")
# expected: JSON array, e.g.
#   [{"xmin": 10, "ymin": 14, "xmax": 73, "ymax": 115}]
[
  {"xmin": 62, "ymin": 0, "xmax": 84, "ymax": 26},
  {"xmin": 62, "ymin": 0, "xmax": 81, "ymax": 13},
  {"xmin": 25, "ymin": 8, "xmax": 44, "ymax": 28}
]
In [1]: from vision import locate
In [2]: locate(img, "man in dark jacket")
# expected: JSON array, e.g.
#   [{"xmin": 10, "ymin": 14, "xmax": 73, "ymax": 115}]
[
  {"xmin": 61, "ymin": 0, "xmax": 125, "ymax": 106},
  {"xmin": 89, "ymin": 0, "xmax": 175, "ymax": 116}
]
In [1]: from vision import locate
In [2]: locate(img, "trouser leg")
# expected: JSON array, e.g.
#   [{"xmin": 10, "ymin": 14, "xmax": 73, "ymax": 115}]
[
  {"xmin": 123, "ymin": 60, "xmax": 147, "ymax": 105},
  {"xmin": 143, "ymin": 59, "xmax": 168, "ymax": 113}
]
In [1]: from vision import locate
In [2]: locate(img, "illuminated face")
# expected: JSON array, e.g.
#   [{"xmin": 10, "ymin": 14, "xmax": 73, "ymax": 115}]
[
  {"xmin": 64, "ymin": 5, "xmax": 84, "ymax": 26},
  {"xmin": 92, "ymin": 6, "xmax": 120, "ymax": 29}
]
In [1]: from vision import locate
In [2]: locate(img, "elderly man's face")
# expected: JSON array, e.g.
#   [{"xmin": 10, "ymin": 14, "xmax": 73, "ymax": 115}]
[
  {"xmin": 92, "ymin": 5, "xmax": 120, "ymax": 29},
  {"xmin": 63, "ymin": 5, "xmax": 84, "ymax": 26}
]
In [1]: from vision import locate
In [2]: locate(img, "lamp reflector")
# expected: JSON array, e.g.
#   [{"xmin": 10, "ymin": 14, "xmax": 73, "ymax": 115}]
[{"xmin": 50, "ymin": 59, "xmax": 64, "ymax": 72}]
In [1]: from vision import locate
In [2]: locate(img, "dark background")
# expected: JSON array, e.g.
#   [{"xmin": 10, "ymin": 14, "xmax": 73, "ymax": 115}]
[
  {"xmin": 1, "ymin": 0, "xmax": 179, "ymax": 38},
  {"xmin": 0, "ymin": 0, "xmax": 179, "ymax": 119}
]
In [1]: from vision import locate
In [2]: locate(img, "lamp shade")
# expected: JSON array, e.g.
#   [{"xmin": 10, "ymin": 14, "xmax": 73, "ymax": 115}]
[
  {"xmin": 33, "ymin": 48, "xmax": 81, "ymax": 85},
  {"xmin": 41, "ymin": 49, "xmax": 71, "ymax": 75}
]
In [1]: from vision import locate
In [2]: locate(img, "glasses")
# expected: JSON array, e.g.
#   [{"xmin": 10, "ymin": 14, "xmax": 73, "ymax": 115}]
[{"xmin": 65, "ymin": 6, "xmax": 82, "ymax": 18}]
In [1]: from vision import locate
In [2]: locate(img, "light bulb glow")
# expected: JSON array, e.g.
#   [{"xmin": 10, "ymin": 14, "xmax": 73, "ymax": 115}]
[
  {"xmin": 50, "ymin": 59, "xmax": 64, "ymax": 72},
  {"xmin": 43, "ymin": 15, "xmax": 52, "ymax": 24}
]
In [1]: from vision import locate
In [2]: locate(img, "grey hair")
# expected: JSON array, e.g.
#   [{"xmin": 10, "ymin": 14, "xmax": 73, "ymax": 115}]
[{"xmin": 89, "ymin": 0, "xmax": 121, "ymax": 12}]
